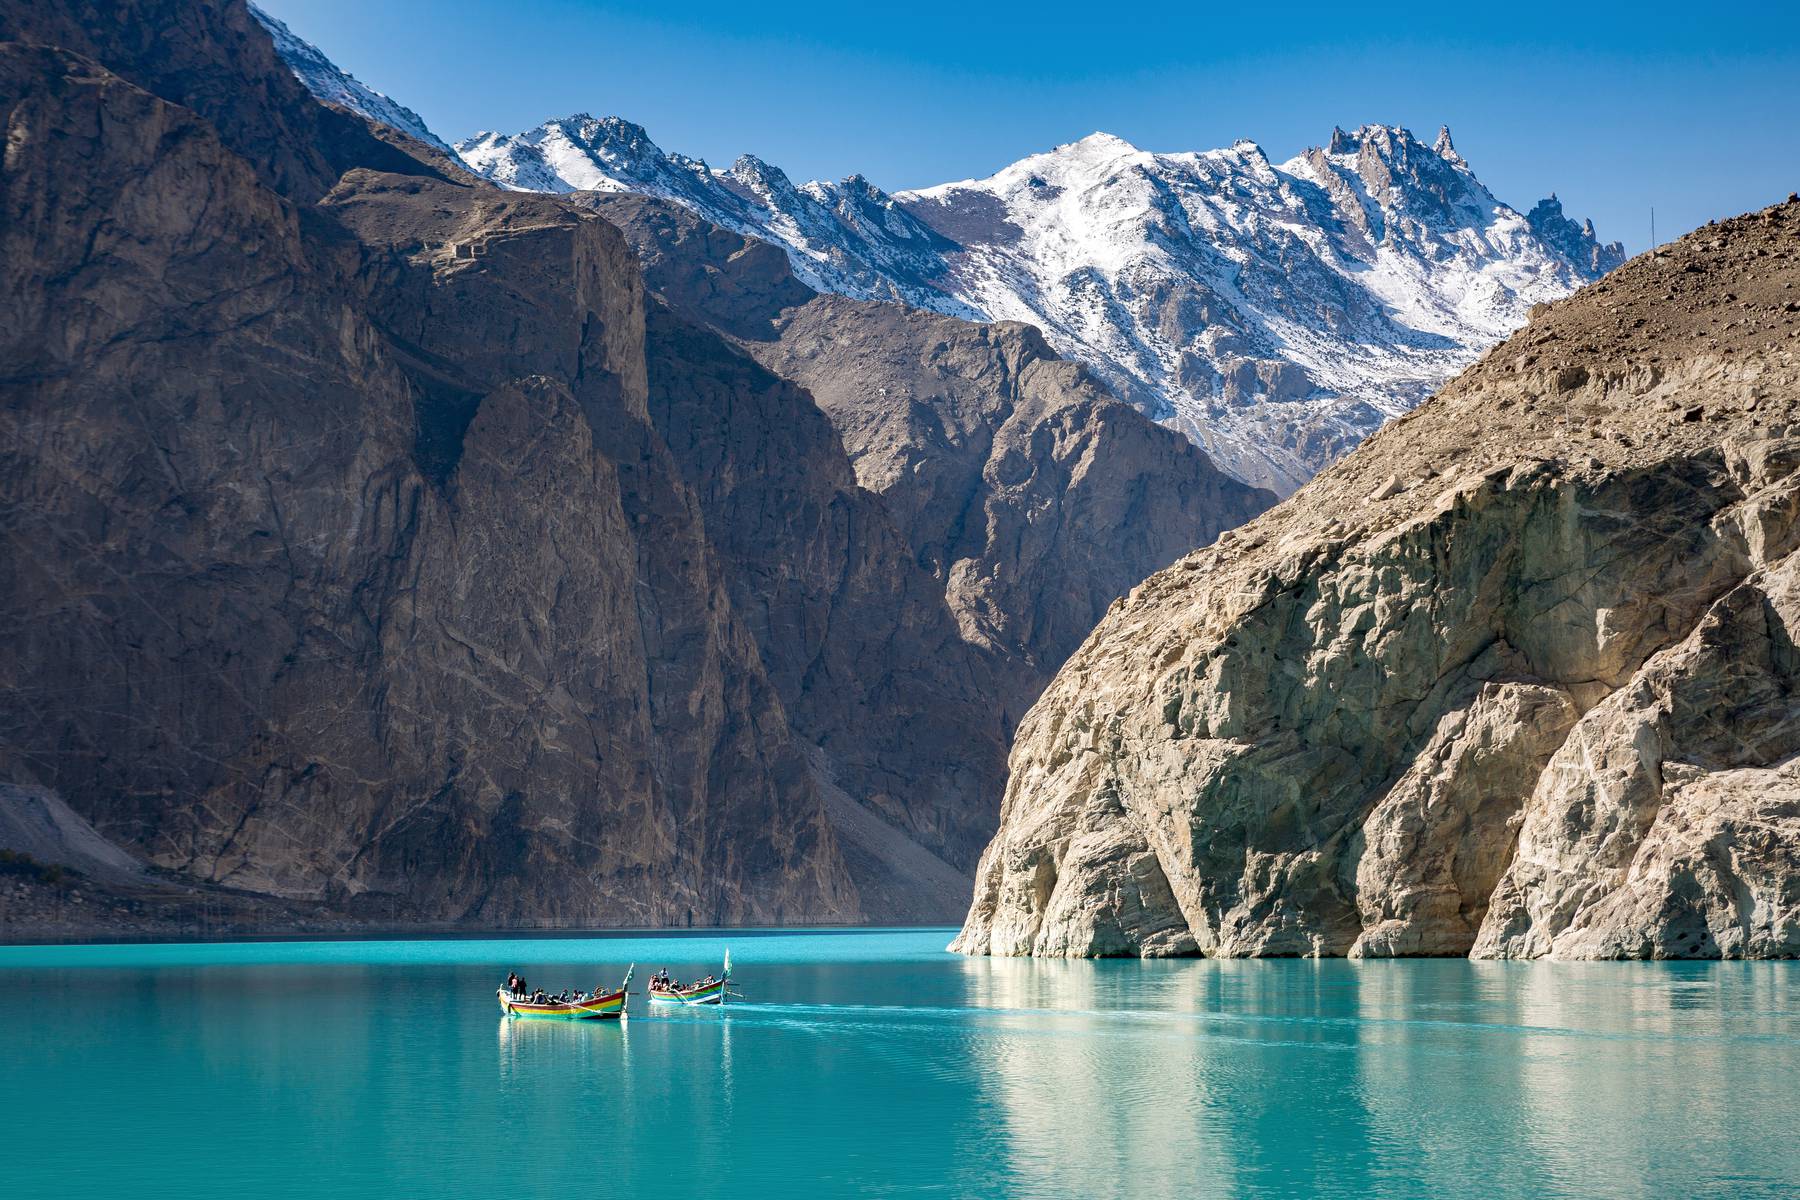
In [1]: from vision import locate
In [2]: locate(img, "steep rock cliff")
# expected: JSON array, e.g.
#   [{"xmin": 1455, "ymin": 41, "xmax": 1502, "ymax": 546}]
[
  {"xmin": 637, "ymin": 301, "xmax": 1004, "ymax": 899},
  {"xmin": 0, "ymin": 1, "xmax": 855, "ymax": 925},
  {"xmin": 585, "ymin": 194, "xmax": 1271, "ymax": 896},
  {"xmin": 956, "ymin": 200, "xmax": 1800, "ymax": 959},
  {"xmin": 590, "ymin": 195, "xmax": 1274, "ymax": 712}
]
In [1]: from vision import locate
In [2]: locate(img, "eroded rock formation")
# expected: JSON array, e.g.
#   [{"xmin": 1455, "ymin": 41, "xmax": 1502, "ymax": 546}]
[{"xmin": 956, "ymin": 201, "xmax": 1800, "ymax": 959}]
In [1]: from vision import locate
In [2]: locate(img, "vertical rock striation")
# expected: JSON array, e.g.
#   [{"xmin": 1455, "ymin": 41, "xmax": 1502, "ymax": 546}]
[{"xmin": 0, "ymin": 0, "xmax": 855, "ymax": 925}]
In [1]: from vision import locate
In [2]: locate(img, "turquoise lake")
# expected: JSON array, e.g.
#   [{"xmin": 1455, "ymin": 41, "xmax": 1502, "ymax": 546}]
[{"xmin": 2, "ymin": 928, "xmax": 1795, "ymax": 1198}]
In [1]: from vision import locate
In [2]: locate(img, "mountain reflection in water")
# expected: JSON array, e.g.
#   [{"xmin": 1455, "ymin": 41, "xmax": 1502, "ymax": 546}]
[{"xmin": 1, "ymin": 930, "xmax": 1793, "ymax": 1199}]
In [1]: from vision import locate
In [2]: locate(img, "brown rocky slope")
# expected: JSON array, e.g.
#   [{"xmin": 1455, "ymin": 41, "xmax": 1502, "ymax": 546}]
[{"xmin": 955, "ymin": 199, "xmax": 1800, "ymax": 959}]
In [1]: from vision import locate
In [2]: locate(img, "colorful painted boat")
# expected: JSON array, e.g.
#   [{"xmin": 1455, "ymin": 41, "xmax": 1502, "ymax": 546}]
[
  {"xmin": 647, "ymin": 950, "xmax": 733, "ymax": 1006},
  {"xmin": 498, "ymin": 965, "xmax": 633, "ymax": 1020}
]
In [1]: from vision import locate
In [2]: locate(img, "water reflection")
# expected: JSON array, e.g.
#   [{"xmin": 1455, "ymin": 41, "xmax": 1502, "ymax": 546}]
[
  {"xmin": 495, "ymin": 1012, "xmax": 630, "ymax": 1087},
  {"xmin": 956, "ymin": 956, "xmax": 1800, "ymax": 1200},
  {"xmin": 958, "ymin": 956, "xmax": 1244, "ymax": 1197},
  {"xmin": 1504, "ymin": 963, "xmax": 1798, "ymax": 1197},
  {"xmin": 3, "ymin": 937, "xmax": 1796, "ymax": 1199}
]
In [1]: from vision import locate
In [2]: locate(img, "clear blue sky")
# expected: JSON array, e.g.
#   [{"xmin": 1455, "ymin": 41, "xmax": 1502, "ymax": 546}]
[{"xmin": 261, "ymin": 0, "xmax": 1798, "ymax": 252}]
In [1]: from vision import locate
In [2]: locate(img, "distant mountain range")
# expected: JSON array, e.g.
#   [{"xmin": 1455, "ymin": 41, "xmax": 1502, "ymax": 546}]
[{"xmin": 256, "ymin": 10, "xmax": 1622, "ymax": 493}]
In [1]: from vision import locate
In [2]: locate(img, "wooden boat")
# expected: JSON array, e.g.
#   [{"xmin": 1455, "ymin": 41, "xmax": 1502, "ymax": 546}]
[
  {"xmin": 498, "ymin": 965, "xmax": 633, "ymax": 1020},
  {"xmin": 647, "ymin": 950, "xmax": 733, "ymax": 1006}
]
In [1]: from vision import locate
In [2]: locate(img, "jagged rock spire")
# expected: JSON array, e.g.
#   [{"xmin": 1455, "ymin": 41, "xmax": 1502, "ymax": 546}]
[{"xmin": 1432, "ymin": 124, "xmax": 1466, "ymax": 167}]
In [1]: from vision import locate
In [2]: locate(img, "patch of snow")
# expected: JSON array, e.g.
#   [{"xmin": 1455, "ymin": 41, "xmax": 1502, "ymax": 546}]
[{"xmin": 251, "ymin": 4, "xmax": 457, "ymax": 158}]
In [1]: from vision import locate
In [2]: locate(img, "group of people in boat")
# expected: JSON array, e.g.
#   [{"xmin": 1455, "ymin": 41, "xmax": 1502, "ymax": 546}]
[
  {"xmin": 504, "ymin": 971, "xmax": 611, "ymax": 1005},
  {"xmin": 649, "ymin": 967, "xmax": 717, "ymax": 993}
]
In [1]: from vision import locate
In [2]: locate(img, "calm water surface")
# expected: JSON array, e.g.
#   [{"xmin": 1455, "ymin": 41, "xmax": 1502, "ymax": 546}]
[{"xmin": 2, "ymin": 928, "xmax": 1795, "ymax": 1198}]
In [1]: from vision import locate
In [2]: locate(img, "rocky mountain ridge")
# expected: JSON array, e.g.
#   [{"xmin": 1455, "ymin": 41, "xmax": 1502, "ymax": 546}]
[
  {"xmin": 452, "ymin": 110, "xmax": 1620, "ymax": 494},
  {"xmin": 253, "ymin": 14, "xmax": 1622, "ymax": 494},
  {"xmin": 243, "ymin": 14, "xmax": 1626, "ymax": 496},
  {"xmin": 249, "ymin": 3, "xmax": 453, "ymax": 156},
  {"xmin": 954, "ymin": 199, "xmax": 1800, "ymax": 960}
]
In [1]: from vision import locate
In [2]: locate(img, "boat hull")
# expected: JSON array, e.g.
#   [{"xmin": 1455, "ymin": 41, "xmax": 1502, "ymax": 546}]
[
  {"xmin": 498, "ymin": 987, "xmax": 627, "ymax": 1020},
  {"xmin": 647, "ymin": 980, "xmax": 727, "ymax": 1006}
]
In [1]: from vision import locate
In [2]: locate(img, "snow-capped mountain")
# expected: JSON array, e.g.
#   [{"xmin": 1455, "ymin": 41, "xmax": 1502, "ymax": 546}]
[
  {"xmin": 256, "ymin": 19, "xmax": 1621, "ymax": 493},
  {"xmin": 456, "ymin": 116, "xmax": 979, "ymax": 317},
  {"xmin": 455, "ymin": 117, "xmax": 1619, "ymax": 492},
  {"xmin": 899, "ymin": 125, "xmax": 1624, "ymax": 490},
  {"xmin": 250, "ymin": 5, "xmax": 456, "ymax": 157}
]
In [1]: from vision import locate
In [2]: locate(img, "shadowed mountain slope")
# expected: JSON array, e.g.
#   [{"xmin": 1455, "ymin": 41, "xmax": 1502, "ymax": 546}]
[{"xmin": 1, "ymin": 0, "xmax": 855, "ymax": 925}]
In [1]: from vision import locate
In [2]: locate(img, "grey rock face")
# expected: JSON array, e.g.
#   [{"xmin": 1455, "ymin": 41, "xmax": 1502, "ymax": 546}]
[
  {"xmin": 637, "ymin": 298, "xmax": 1007, "ymax": 895},
  {"xmin": 0, "ymin": 2, "xmax": 856, "ymax": 926},
  {"xmin": 1526, "ymin": 195, "xmax": 1629, "ymax": 278},
  {"xmin": 956, "ymin": 199, "xmax": 1800, "ymax": 960},
  {"xmin": 592, "ymin": 195, "xmax": 1273, "ymax": 700},
  {"xmin": 1350, "ymin": 683, "xmax": 1579, "ymax": 957}
]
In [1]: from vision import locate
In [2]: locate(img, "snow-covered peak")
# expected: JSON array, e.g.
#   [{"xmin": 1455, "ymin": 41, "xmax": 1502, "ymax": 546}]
[
  {"xmin": 452, "ymin": 116, "xmax": 978, "ymax": 317},
  {"xmin": 1526, "ymin": 193, "xmax": 1628, "ymax": 276},
  {"xmin": 255, "ymin": 1, "xmax": 1618, "ymax": 494},
  {"xmin": 455, "ymin": 110, "xmax": 1617, "ymax": 492},
  {"xmin": 920, "ymin": 130, "xmax": 1151, "ymax": 199},
  {"xmin": 1059, "ymin": 130, "xmax": 1143, "ymax": 160},
  {"xmin": 724, "ymin": 153, "xmax": 802, "ymax": 202},
  {"xmin": 250, "ymin": 4, "xmax": 455, "ymax": 157},
  {"xmin": 889, "ymin": 122, "xmax": 1622, "ymax": 491},
  {"xmin": 1432, "ymin": 124, "xmax": 1466, "ymax": 167}
]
